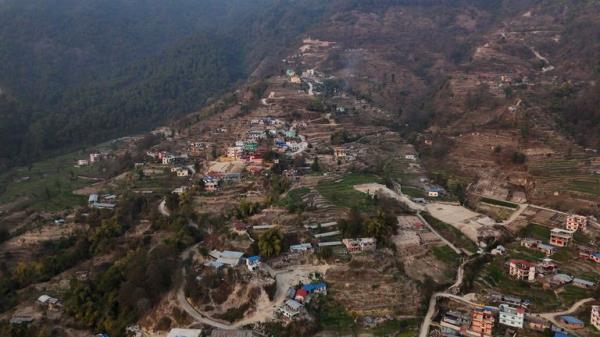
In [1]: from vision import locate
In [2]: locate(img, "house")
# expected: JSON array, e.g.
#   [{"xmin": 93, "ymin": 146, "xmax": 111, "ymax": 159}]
[
  {"xmin": 77, "ymin": 159, "xmax": 89, "ymax": 166},
  {"xmin": 498, "ymin": 304, "xmax": 525, "ymax": 328},
  {"xmin": 211, "ymin": 329, "xmax": 254, "ymax": 337},
  {"xmin": 37, "ymin": 295, "xmax": 61, "ymax": 310},
  {"xmin": 90, "ymin": 152, "xmax": 103, "ymax": 163},
  {"xmin": 290, "ymin": 243, "xmax": 313, "ymax": 254},
  {"xmin": 243, "ymin": 141, "xmax": 258, "ymax": 152},
  {"xmin": 342, "ymin": 239, "xmax": 360, "ymax": 253},
  {"xmin": 342, "ymin": 238, "xmax": 376, "ymax": 253},
  {"xmin": 550, "ymin": 228, "xmax": 574, "ymax": 247},
  {"xmin": 285, "ymin": 141, "xmax": 300, "ymax": 152},
  {"xmin": 538, "ymin": 243, "xmax": 557, "ymax": 256},
  {"xmin": 572, "ymin": 278, "xmax": 595, "ymax": 289},
  {"xmin": 303, "ymin": 282, "xmax": 327, "ymax": 295},
  {"xmin": 88, "ymin": 194, "xmax": 99, "ymax": 205},
  {"xmin": 294, "ymin": 288, "xmax": 308, "ymax": 303},
  {"xmin": 405, "ymin": 154, "xmax": 417, "ymax": 160},
  {"xmin": 468, "ymin": 307, "xmax": 495, "ymax": 337},
  {"xmin": 491, "ymin": 245, "xmax": 507, "ymax": 255},
  {"xmin": 508, "ymin": 260, "xmax": 536, "ymax": 282},
  {"xmin": 290, "ymin": 75, "xmax": 301, "ymax": 83},
  {"xmin": 176, "ymin": 167, "xmax": 190, "ymax": 177},
  {"xmin": 167, "ymin": 328, "xmax": 203, "ymax": 337},
  {"xmin": 209, "ymin": 250, "xmax": 244, "ymax": 267},
  {"xmin": 537, "ymin": 259, "xmax": 558, "ymax": 275},
  {"xmin": 578, "ymin": 246, "xmax": 596, "ymax": 260},
  {"xmin": 278, "ymin": 299, "xmax": 303, "ymax": 319},
  {"xmin": 162, "ymin": 154, "xmax": 176, "ymax": 165},
  {"xmin": 441, "ymin": 311, "xmax": 470, "ymax": 333},
  {"xmin": 173, "ymin": 186, "xmax": 189, "ymax": 195},
  {"xmin": 526, "ymin": 316, "xmax": 550, "ymax": 331},
  {"xmin": 565, "ymin": 215, "xmax": 587, "ymax": 232},
  {"xmin": 560, "ymin": 316, "xmax": 585, "ymax": 329},
  {"xmin": 246, "ymin": 256, "xmax": 261, "ymax": 271},
  {"xmin": 427, "ymin": 186, "xmax": 445, "ymax": 198},
  {"xmin": 203, "ymin": 177, "xmax": 220, "ymax": 192},
  {"xmin": 334, "ymin": 148, "xmax": 347, "ymax": 159},
  {"xmin": 227, "ymin": 146, "xmax": 243, "ymax": 159},
  {"xmin": 9, "ymin": 316, "xmax": 34, "ymax": 325},
  {"xmin": 593, "ymin": 253, "xmax": 600, "ymax": 263},
  {"xmin": 591, "ymin": 305, "xmax": 600, "ymax": 330},
  {"xmin": 548, "ymin": 274, "xmax": 573, "ymax": 287},
  {"xmin": 521, "ymin": 238, "xmax": 541, "ymax": 249}
]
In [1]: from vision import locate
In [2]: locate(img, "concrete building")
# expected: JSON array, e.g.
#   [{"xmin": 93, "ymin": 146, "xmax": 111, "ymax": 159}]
[
  {"xmin": 509, "ymin": 260, "xmax": 536, "ymax": 282},
  {"xmin": 468, "ymin": 307, "xmax": 495, "ymax": 337},
  {"xmin": 498, "ymin": 304, "xmax": 525, "ymax": 328},
  {"xmin": 342, "ymin": 238, "xmax": 376, "ymax": 253},
  {"xmin": 550, "ymin": 228, "xmax": 574, "ymax": 247},
  {"xmin": 565, "ymin": 215, "xmax": 587, "ymax": 232},
  {"xmin": 167, "ymin": 328, "xmax": 203, "ymax": 337},
  {"xmin": 591, "ymin": 305, "xmax": 600, "ymax": 330}
]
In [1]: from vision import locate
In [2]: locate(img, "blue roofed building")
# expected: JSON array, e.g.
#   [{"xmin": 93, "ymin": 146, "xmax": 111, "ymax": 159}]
[
  {"xmin": 560, "ymin": 315, "xmax": 585, "ymax": 329},
  {"xmin": 303, "ymin": 282, "xmax": 327, "ymax": 295},
  {"xmin": 246, "ymin": 256, "xmax": 261, "ymax": 271}
]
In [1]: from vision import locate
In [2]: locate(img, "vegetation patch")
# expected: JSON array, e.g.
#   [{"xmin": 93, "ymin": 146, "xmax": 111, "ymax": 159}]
[
  {"xmin": 316, "ymin": 173, "xmax": 382, "ymax": 211},
  {"xmin": 479, "ymin": 197, "xmax": 518, "ymax": 209}
]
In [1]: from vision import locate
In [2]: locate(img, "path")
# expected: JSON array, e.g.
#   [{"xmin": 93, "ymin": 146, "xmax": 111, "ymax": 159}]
[
  {"xmin": 418, "ymin": 259, "xmax": 479, "ymax": 337},
  {"xmin": 158, "ymin": 200, "xmax": 170, "ymax": 216},
  {"xmin": 535, "ymin": 298, "xmax": 595, "ymax": 335},
  {"xmin": 353, "ymin": 183, "xmax": 462, "ymax": 255}
]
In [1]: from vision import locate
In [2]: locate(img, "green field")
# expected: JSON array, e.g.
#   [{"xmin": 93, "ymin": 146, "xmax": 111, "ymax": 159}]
[
  {"xmin": 0, "ymin": 151, "xmax": 104, "ymax": 211},
  {"xmin": 278, "ymin": 187, "xmax": 311, "ymax": 209},
  {"xmin": 517, "ymin": 223, "xmax": 550, "ymax": 241},
  {"xmin": 421, "ymin": 212, "xmax": 477, "ymax": 252},
  {"xmin": 569, "ymin": 177, "xmax": 600, "ymax": 196},
  {"xmin": 479, "ymin": 197, "xmax": 518, "ymax": 209},
  {"xmin": 368, "ymin": 319, "xmax": 419, "ymax": 337},
  {"xmin": 432, "ymin": 245, "xmax": 461, "ymax": 267},
  {"xmin": 316, "ymin": 173, "xmax": 382, "ymax": 211},
  {"xmin": 401, "ymin": 186, "xmax": 426, "ymax": 198}
]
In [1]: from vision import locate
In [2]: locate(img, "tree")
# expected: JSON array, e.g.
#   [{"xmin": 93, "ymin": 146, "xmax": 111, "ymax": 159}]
[
  {"xmin": 310, "ymin": 156, "xmax": 320, "ymax": 172},
  {"xmin": 258, "ymin": 228, "xmax": 283, "ymax": 258},
  {"xmin": 165, "ymin": 193, "xmax": 180, "ymax": 213}
]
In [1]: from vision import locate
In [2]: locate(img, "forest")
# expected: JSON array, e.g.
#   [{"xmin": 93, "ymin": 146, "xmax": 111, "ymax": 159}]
[{"xmin": 0, "ymin": 0, "xmax": 332, "ymax": 170}]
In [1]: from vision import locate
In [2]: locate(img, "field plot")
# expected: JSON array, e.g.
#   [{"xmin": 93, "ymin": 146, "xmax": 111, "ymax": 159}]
[
  {"xmin": 326, "ymin": 256, "xmax": 420, "ymax": 316},
  {"xmin": 316, "ymin": 173, "xmax": 382, "ymax": 211}
]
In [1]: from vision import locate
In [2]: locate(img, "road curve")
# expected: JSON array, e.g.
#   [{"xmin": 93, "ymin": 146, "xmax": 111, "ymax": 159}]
[
  {"xmin": 158, "ymin": 200, "xmax": 170, "ymax": 216},
  {"xmin": 535, "ymin": 298, "xmax": 595, "ymax": 335}
]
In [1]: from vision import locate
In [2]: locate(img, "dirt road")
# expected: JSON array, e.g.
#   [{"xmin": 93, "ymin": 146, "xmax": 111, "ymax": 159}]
[{"xmin": 536, "ymin": 298, "xmax": 595, "ymax": 335}]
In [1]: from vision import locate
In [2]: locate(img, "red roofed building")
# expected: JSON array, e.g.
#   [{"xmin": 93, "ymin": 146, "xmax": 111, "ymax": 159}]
[
  {"xmin": 509, "ymin": 260, "xmax": 536, "ymax": 282},
  {"xmin": 294, "ymin": 288, "xmax": 308, "ymax": 303}
]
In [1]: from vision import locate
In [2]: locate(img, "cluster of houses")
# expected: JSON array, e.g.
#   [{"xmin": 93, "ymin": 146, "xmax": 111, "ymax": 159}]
[
  {"xmin": 507, "ymin": 258, "xmax": 596, "ymax": 289},
  {"xmin": 75, "ymin": 152, "xmax": 107, "ymax": 167},
  {"xmin": 203, "ymin": 250, "xmax": 262, "ymax": 272},
  {"xmin": 441, "ymin": 299, "xmax": 598, "ymax": 337},
  {"xmin": 276, "ymin": 282, "xmax": 327, "ymax": 321}
]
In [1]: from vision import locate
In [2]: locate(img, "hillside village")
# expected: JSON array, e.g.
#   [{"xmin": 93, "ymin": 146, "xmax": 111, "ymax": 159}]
[{"xmin": 1, "ymin": 6, "xmax": 600, "ymax": 337}]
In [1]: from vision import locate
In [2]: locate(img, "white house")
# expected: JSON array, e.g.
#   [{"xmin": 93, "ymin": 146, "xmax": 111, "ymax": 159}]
[
  {"xmin": 498, "ymin": 304, "xmax": 525, "ymax": 328},
  {"xmin": 167, "ymin": 328, "xmax": 202, "ymax": 337}
]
